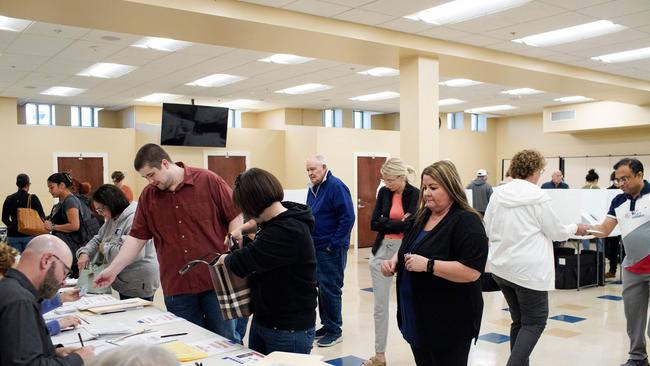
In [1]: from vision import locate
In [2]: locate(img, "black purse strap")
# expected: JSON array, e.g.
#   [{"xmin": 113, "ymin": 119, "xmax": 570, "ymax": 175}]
[{"xmin": 178, "ymin": 252, "xmax": 222, "ymax": 275}]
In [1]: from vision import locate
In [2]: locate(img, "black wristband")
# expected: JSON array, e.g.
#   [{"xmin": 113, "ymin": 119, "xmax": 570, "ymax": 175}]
[{"xmin": 427, "ymin": 259, "xmax": 434, "ymax": 274}]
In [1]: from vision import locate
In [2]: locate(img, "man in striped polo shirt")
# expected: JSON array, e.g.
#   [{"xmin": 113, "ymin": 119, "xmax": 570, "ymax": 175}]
[{"xmin": 591, "ymin": 158, "xmax": 650, "ymax": 366}]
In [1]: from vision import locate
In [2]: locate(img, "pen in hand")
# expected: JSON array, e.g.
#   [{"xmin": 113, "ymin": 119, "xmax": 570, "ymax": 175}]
[
  {"xmin": 77, "ymin": 332, "xmax": 84, "ymax": 347},
  {"xmin": 160, "ymin": 332, "xmax": 188, "ymax": 338}
]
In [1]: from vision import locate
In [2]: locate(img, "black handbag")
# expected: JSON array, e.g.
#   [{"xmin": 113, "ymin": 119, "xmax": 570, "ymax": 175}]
[{"xmin": 480, "ymin": 272, "xmax": 501, "ymax": 292}]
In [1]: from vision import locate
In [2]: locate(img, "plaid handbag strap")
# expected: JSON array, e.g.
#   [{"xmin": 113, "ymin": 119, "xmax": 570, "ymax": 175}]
[{"xmin": 178, "ymin": 252, "xmax": 221, "ymax": 275}]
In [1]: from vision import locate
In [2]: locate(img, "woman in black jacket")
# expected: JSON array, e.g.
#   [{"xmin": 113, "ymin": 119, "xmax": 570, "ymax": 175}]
[
  {"xmin": 381, "ymin": 160, "xmax": 488, "ymax": 366},
  {"xmin": 219, "ymin": 168, "xmax": 318, "ymax": 355},
  {"xmin": 363, "ymin": 158, "xmax": 419, "ymax": 366}
]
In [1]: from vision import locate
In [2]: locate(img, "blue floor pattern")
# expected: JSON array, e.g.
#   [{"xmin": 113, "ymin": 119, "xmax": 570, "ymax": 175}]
[
  {"xmin": 478, "ymin": 332, "xmax": 510, "ymax": 344},
  {"xmin": 326, "ymin": 355, "xmax": 365, "ymax": 366},
  {"xmin": 598, "ymin": 295, "xmax": 623, "ymax": 301},
  {"xmin": 549, "ymin": 314, "xmax": 586, "ymax": 323}
]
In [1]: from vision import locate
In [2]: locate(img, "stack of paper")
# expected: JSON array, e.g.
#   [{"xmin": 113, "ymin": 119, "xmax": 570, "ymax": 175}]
[
  {"xmin": 254, "ymin": 352, "xmax": 329, "ymax": 366},
  {"xmin": 188, "ymin": 336, "xmax": 242, "ymax": 356},
  {"xmin": 136, "ymin": 312, "xmax": 183, "ymax": 326},
  {"xmin": 84, "ymin": 322, "xmax": 134, "ymax": 337},
  {"xmin": 85, "ymin": 298, "xmax": 152, "ymax": 314},
  {"xmin": 162, "ymin": 341, "xmax": 209, "ymax": 362}
]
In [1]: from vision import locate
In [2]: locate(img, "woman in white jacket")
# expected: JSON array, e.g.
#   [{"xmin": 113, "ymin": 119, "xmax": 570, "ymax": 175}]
[{"xmin": 484, "ymin": 149, "xmax": 587, "ymax": 366}]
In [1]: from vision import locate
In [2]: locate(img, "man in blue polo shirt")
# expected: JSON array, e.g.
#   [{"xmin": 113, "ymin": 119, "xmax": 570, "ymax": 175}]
[{"xmin": 591, "ymin": 158, "xmax": 650, "ymax": 366}]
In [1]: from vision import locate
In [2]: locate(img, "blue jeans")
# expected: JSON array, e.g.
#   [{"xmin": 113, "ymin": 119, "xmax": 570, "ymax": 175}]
[
  {"xmin": 248, "ymin": 318, "xmax": 314, "ymax": 355},
  {"xmin": 7, "ymin": 236, "xmax": 34, "ymax": 253},
  {"xmin": 164, "ymin": 290, "xmax": 239, "ymax": 343},
  {"xmin": 236, "ymin": 316, "xmax": 250, "ymax": 344},
  {"xmin": 582, "ymin": 238, "xmax": 604, "ymax": 251},
  {"xmin": 315, "ymin": 246, "xmax": 347, "ymax": 336}
]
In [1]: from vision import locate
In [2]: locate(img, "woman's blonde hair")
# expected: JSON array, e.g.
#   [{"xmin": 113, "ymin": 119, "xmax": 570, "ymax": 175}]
[
  {"xmin": 508, "ymin": 149, "xmax": 546, "ymax": 179},
  {"xmin": 0, "ymin": 242, "xmax": 19, "ymax": 275},
  {"xmin": 381, "ymin": 158, "xmax": 416, "ymax": 182},
  {"xmin": 415, "ymin": 160, "xmax": 480, "ymax": 225}
]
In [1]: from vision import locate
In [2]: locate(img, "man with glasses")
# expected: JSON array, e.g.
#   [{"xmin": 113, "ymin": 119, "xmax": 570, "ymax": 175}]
[
  {"xmin": 0, "ymin": 234, "xmax": 95, "ymax": 366},
  {"xmin": 541, "ymin": 170, "xmax": 569, "ymax": 189},
  {"xmin": 590, "ymin": 158, "xmax": 650, "ymax": 366}
]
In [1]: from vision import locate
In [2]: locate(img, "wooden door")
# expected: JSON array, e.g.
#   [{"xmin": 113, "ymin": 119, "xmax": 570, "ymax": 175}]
[
  {"xmin": 207, "ymin": 156, "xmax": 246, "ymax": 188},
  {"xmin": 357, "ymin": 156, "xmax": 387, "ymax": 248},
  {"xmin": 57, "ymin": 157, "xmax": 104, "ymax": 194}
]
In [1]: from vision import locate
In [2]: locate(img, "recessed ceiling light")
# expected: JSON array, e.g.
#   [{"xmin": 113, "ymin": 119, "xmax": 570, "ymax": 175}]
[
  {"xmin": 553, "ymin": 96, "xmax": 594, "ymax": 103},
  {"xmin": 439, "ymin": 79, "xmax": 483, "ymax": 87},
  {"xmin": 186, "ymin": 74, "xmax": 246, "ymax": 88},
  {"xmin": 77, "ymin": 63, "xmax": 137, "ymax": 78},
  {"xmin": 349, "ymin": 91, "xmax": 400, "ymax": 102},
  {"xmin": 135, "ymin": 93, "xmax": 182, "ymax": 103},
  {"xmin": 40, "ymin": 86, "xmax": 86, "ymax": 97},
  {"xmin": 275, "ymin": 83, "xmax": 332, "ymax": 94},
  {"xmin": 358, "ymin": 67, "xmax": 400, "ymax": 77},
  {"xmin": 219, "ymin": 99, "xmax": 262, "ymax": 109},
  {"xmin": 465, "ymin": 104, "xmax": 517, "ymax": 113},
  {"xmin": 439, "ymin": 98, "xmax": 466, "ymax": 106},
  {"xmin": 405, "ymin": 0, "xmax": 531, "ymax": 25},
  {"xmin": 591, "ymin": 46, "xmax": 650, "ymax": 63},
  {"xmin": 132, "ymin": 37, "xmax": 191, "ymax": 52},
  {"xmin": 501, "ymin": 88, "xmax": 543, "ymax": 96},
  {"xmin": 512, "ymin": 20, "xmax": 626, "ymax": 47},
  {"xmin": 0, "ymin": 15, "xmax": 32, "ymax": 32},
  {"xmin": 259, "ymin": 54, "xmax": 315, "ymax": 65}
]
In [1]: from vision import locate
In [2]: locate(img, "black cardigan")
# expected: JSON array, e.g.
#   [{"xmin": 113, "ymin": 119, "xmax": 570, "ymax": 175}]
[
  {"xmin": 370, "ymin": 184, "xmax": 420, "ymax": 255},
  {"xmin": 396, "ymin": 204, "xmax": 488, "ymax": 348}
]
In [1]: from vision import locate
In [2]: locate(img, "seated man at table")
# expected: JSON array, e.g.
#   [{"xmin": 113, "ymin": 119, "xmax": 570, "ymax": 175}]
[{"xmin": 0, "ymin": 235, "xmax": 95, "ymax": 366}]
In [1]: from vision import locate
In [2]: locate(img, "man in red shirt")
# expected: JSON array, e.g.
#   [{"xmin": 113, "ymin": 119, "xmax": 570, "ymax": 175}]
[{"xmin": 94, "ymin": 144, "xmax": 243, "ymax": 342}]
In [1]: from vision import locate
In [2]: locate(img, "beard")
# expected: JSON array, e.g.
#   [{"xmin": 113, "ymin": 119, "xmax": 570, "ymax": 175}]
[{"xmin": 38, "ymin": 264, "xmax": 62, "ymax": 300}]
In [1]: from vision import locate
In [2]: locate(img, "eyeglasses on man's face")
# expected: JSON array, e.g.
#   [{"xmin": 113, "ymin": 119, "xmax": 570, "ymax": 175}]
[
  {"xmin": 614, "ymin": 173, "xmax": 638, "ymax": 185},
  {"xmin": 51, "ymin": 254, "xmax": 72, "ymax": 278}
]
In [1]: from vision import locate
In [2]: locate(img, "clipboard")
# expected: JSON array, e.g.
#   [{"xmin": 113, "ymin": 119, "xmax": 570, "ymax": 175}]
[{"xmin": 85, "ymin": 298, "xmax": 152, "ymax": 314}]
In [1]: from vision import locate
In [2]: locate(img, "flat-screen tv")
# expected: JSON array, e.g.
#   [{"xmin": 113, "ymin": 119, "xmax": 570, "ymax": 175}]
[{"xmin": 161, "ymin": 103, "xmax": 229, "ymax": 148}]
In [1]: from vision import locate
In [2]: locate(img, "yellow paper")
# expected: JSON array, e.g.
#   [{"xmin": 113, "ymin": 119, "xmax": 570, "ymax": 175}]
[{"xmin": 163, "ymin": 341, "xmax": 209, "ymax": 362}]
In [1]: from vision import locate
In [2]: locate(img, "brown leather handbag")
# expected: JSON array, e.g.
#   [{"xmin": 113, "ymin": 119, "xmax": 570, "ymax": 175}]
[{"xmin": 17, "ymin": 195, "xmax": 48, "ymax": 236}]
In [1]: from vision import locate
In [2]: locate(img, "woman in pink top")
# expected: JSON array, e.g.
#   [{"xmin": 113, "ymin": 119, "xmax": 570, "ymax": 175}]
[{"xmin": 363, "ymin": 158, "xmax": 419, "ymax": 366}]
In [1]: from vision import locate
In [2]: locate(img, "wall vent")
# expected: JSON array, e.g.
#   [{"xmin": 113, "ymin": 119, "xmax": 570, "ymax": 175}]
[{"xmin": 550, "ymin": 109, "xmax": 576, "ymax": 121}]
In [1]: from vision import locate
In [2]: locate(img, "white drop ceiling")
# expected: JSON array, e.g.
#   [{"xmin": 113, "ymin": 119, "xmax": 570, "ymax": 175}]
[{"xmin": 1, "ymin": 0, "xmax": 649, "ymax": 117}]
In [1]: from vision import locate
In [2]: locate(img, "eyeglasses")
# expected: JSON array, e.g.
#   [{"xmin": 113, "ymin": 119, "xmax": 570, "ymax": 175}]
[
  {"xmin": 95, "ymin": 204, "xmax": 106, "ymax": 215},
  {"xmin": 614, "ymin": 175, "xmax": 634, "ymax": 185},
  {"xmin": 51, "ymin": 254, "xmax": 72, "ymax": 278}
]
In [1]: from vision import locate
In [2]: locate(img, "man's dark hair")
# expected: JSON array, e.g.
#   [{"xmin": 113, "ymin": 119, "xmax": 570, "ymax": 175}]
[
  {"xmin": 613, "ymin": 158, "xmax": 644, "ymax": 175},
  {"xmin": 111, "ymin": 171, "xmax": 125, "ymax": 183},
  {"xmin": 47, "ymin": 172, "xmax": 73, "ymax": 188},
  {"xmin": 232, "ymin": 168, "xmax": 284, "ymax": 218},
  {"xmin": 92, "ymin": 184, "xmax": 130, "ymax": 217},
  {"xmin": 134, "ymin": 144, "xmax": 172, "ymax": 171},
  {"xmin": 16, "ymin": 174, "xmax": 30, "ymax": 189}
]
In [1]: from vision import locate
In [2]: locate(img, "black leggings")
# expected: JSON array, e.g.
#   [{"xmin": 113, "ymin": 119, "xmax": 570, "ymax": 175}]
[{"xmin": 410, "ymin": 340, "xmax": 471, "ymax": 366}]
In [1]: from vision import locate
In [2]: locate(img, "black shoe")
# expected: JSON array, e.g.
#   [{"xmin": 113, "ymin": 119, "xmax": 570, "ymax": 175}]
[
  {"xmin": 314, "ymin": 327, "xmax": 327, "ymax": 339},
  {"xmin": 621, "ymin": 358, "xmax": 650, "ymax": 366}
]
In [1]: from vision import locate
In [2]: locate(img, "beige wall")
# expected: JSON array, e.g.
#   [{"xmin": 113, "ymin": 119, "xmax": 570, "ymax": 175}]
[
  {"xmin": 495, "ymin": 113, "xmax": 650, "ymax": 180},
  {"xmin": 543, "ymin": 101, "xmax": 650, "ymax": 133},
  {"xmin": 371, "ymin": 113, "xmax": 399, "ymax": 131},
  {"xmin": 98, "ymin": 110, "xmax": 120, "ymax": 128},
  {"xmin": 285, "ymin": 108, "xmax": 322, "ymax": 127}
]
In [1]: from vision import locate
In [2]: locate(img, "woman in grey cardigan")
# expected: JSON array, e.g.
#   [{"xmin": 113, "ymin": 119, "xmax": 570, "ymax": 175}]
[{"xmin": 77, "ymin": 184, "xmax": 159, "ymax": 300}]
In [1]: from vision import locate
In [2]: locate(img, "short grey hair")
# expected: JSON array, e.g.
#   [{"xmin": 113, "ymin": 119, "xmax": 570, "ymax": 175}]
[
  {"xmin": 90, "ymin": 345, "xmax": 179, "ymax": 366},
  {"xmin": 308, "ymin": 154, "xmax": 327, "ymax": 166}
]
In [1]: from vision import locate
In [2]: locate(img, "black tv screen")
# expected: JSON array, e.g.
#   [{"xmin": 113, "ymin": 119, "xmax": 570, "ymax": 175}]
[{"xmin": 161, "ymin": 103, "xmax": 229, "ymax": 148}]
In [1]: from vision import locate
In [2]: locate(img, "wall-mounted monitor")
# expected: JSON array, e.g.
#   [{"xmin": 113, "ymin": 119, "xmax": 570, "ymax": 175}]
[{"xmin": 161, "ymin": 103, "xmax": 228, "ymax": 148}]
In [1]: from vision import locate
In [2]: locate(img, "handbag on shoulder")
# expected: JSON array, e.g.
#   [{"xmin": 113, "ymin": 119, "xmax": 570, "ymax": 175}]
[
  {"xmin": 17, "ymin": 195, "xmax": 48, "ymax": 236},
  {"xmin": 77, "ymin": 252, "xmax": 112, "ymax": 294}
]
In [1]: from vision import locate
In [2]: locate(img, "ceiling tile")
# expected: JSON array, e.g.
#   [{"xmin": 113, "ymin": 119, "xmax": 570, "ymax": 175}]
[
  {"xmin": 82, "ymin": 29, "xmax": 143, "ymax": 47},
  {"xmin": 176, "ymin": 44, "xmax": 235, "ymax": 57},
  {"xmin": 238, "ymin": 0, "xmax": 296, "ymax": 6},
  {"xmin": 377, "ymin": 18, "xmax": 433, "ymax": 34},
  {"xmin": 613, "ymin": 10, "xmax": 650, "ymax": 28},
  {"xmin": 417, "ymin": 27, "xmax": 474, "ymax": 42},
  {"xmin": 576, "ymin": 0, "xmax": 650, "ymax": 18},
  {"xmin": 5, "ymin": 34, "xmax": 75, "ymax": 56},
  {"xmin": 18, "ymin": 72, "xmax": 68, "ymax": 85},
  {"xmin": 283, "ymin": 0, "xmax": 350, "ymax": 17},
  {"xmin": 334, "ymin": 8, "xmax": 394, "ymax": 26},
  {"xmin": 24, "ymin": 22, "xmax": 90, "ymax": 39},
  {"xmin": 0, "ymin": 53, "xmax": 49, "ymax": 71},
  {"xmin": 485, "ymin": 41, "xmax": 529, "ymax": 53},
  {"xmin": 360, "ymin": 0, "xmax": 446, "ymax": 17},
  {"xmin": 485, "ymin": 11, "xmax": 596, "ymax": 40},
  {"xmin": 104, "ymin": 47, "xmax": 168, "ymax": 66},
  {"xmin": 321, "ymin": 0, "xmax": 376, "ymax": 6},
  {"xmin": 456, "ymin": 34, "xmax": 503, "ymax": 47},
  {"xmin": 60, "ymin": 75, "xmax": 107, "ymax": 89},
  {"xmin": 36, "ymin": 59, "xmax": 91, "ymax": 76},
  {"xmin": 0, "ymin": 69, "xmax": 29, "ymax": 84},
  {"xmin": 51, "ymin": 40, "xmax": 123, "ymax": 62}
]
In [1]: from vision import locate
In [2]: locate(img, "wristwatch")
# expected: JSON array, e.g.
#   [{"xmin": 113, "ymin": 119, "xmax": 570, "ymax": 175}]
[
  {"xmin": 427, "ymin": 258, "xmax": 434, "ymax": 274},
  {"xmin": 52, "ymin": 223, "xmax": 56, "ymax": 231}
]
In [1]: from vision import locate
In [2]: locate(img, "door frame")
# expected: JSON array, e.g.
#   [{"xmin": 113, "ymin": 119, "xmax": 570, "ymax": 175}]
[
  {"xmin": 352, "ymin": 152, "xmax": 391, "ymax": 256},
  {"xmin": 52, "ymin": 152, "xmax": 109, "ymax": 182},
  {"xmin": 203, "ymin": 150, "xmax": 250, "ymax": 170}
]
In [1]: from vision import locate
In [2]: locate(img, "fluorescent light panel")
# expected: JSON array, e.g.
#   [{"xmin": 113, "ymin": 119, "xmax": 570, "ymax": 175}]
[
  {"xmin": 512, "ymin": 20, "xmax": 626, "ymax": 47},
  {"xmin": 219, "ymin": 99, "xmax": 261, "ymax": 109},
  {"xmin": 136, "ymin": 93, "xmax": 182, "ymax": 103},
  {"xmin": 350, "ymin": 91, "xmax": 400, "ymax": 102},
  {"xmin": 358, "ymin": 67, "xmax": 400, "ymax": 77},
  {"xmin": 501, "ymin": 88, "xmax": 543, "ymax": 96},
  {"xmin": 0, "ymin": 15, "xmax": 32, "ymax": 32},
  {"xmin": 553, "ymin": 96, "xmax": 594, "ymax": 103},
  {"xmin": 41, "ymin": 86, "xmax": 86, "ymax": 97},
  {"xmin": 465, "ymin": 104, "xmax": 517, "ymax": 113},
  {"xmin": 275, "ymin": 83, "xmax": 332, "ymax": 95},
  {"xmin": 439, "ymin": 78, "xmax": 483, "ymax": 87},
  {"xmin": 439, "ymin": 98, "xmax": 466, "ymax": 106},
  {"xmin": 132, "ymin": 37, "xmax": 191, "ymax": 52},
  {"xmin": 405, "ymin": 0, "xmax": 531, "ymax": 25},
  {"xmin": 259, "ymin": 54, "xmax": 315, "ymax": 65},
  {"xmin": 77, "ymin": 63, "xmax": 137, "ymax": 78},
  {"xmin": 592, "ymin": 46, "xmax": 650, "ymax": 63},
  {"xmin": 186, "ymin": 74, "xmax": 246, "ymax": 88}
]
